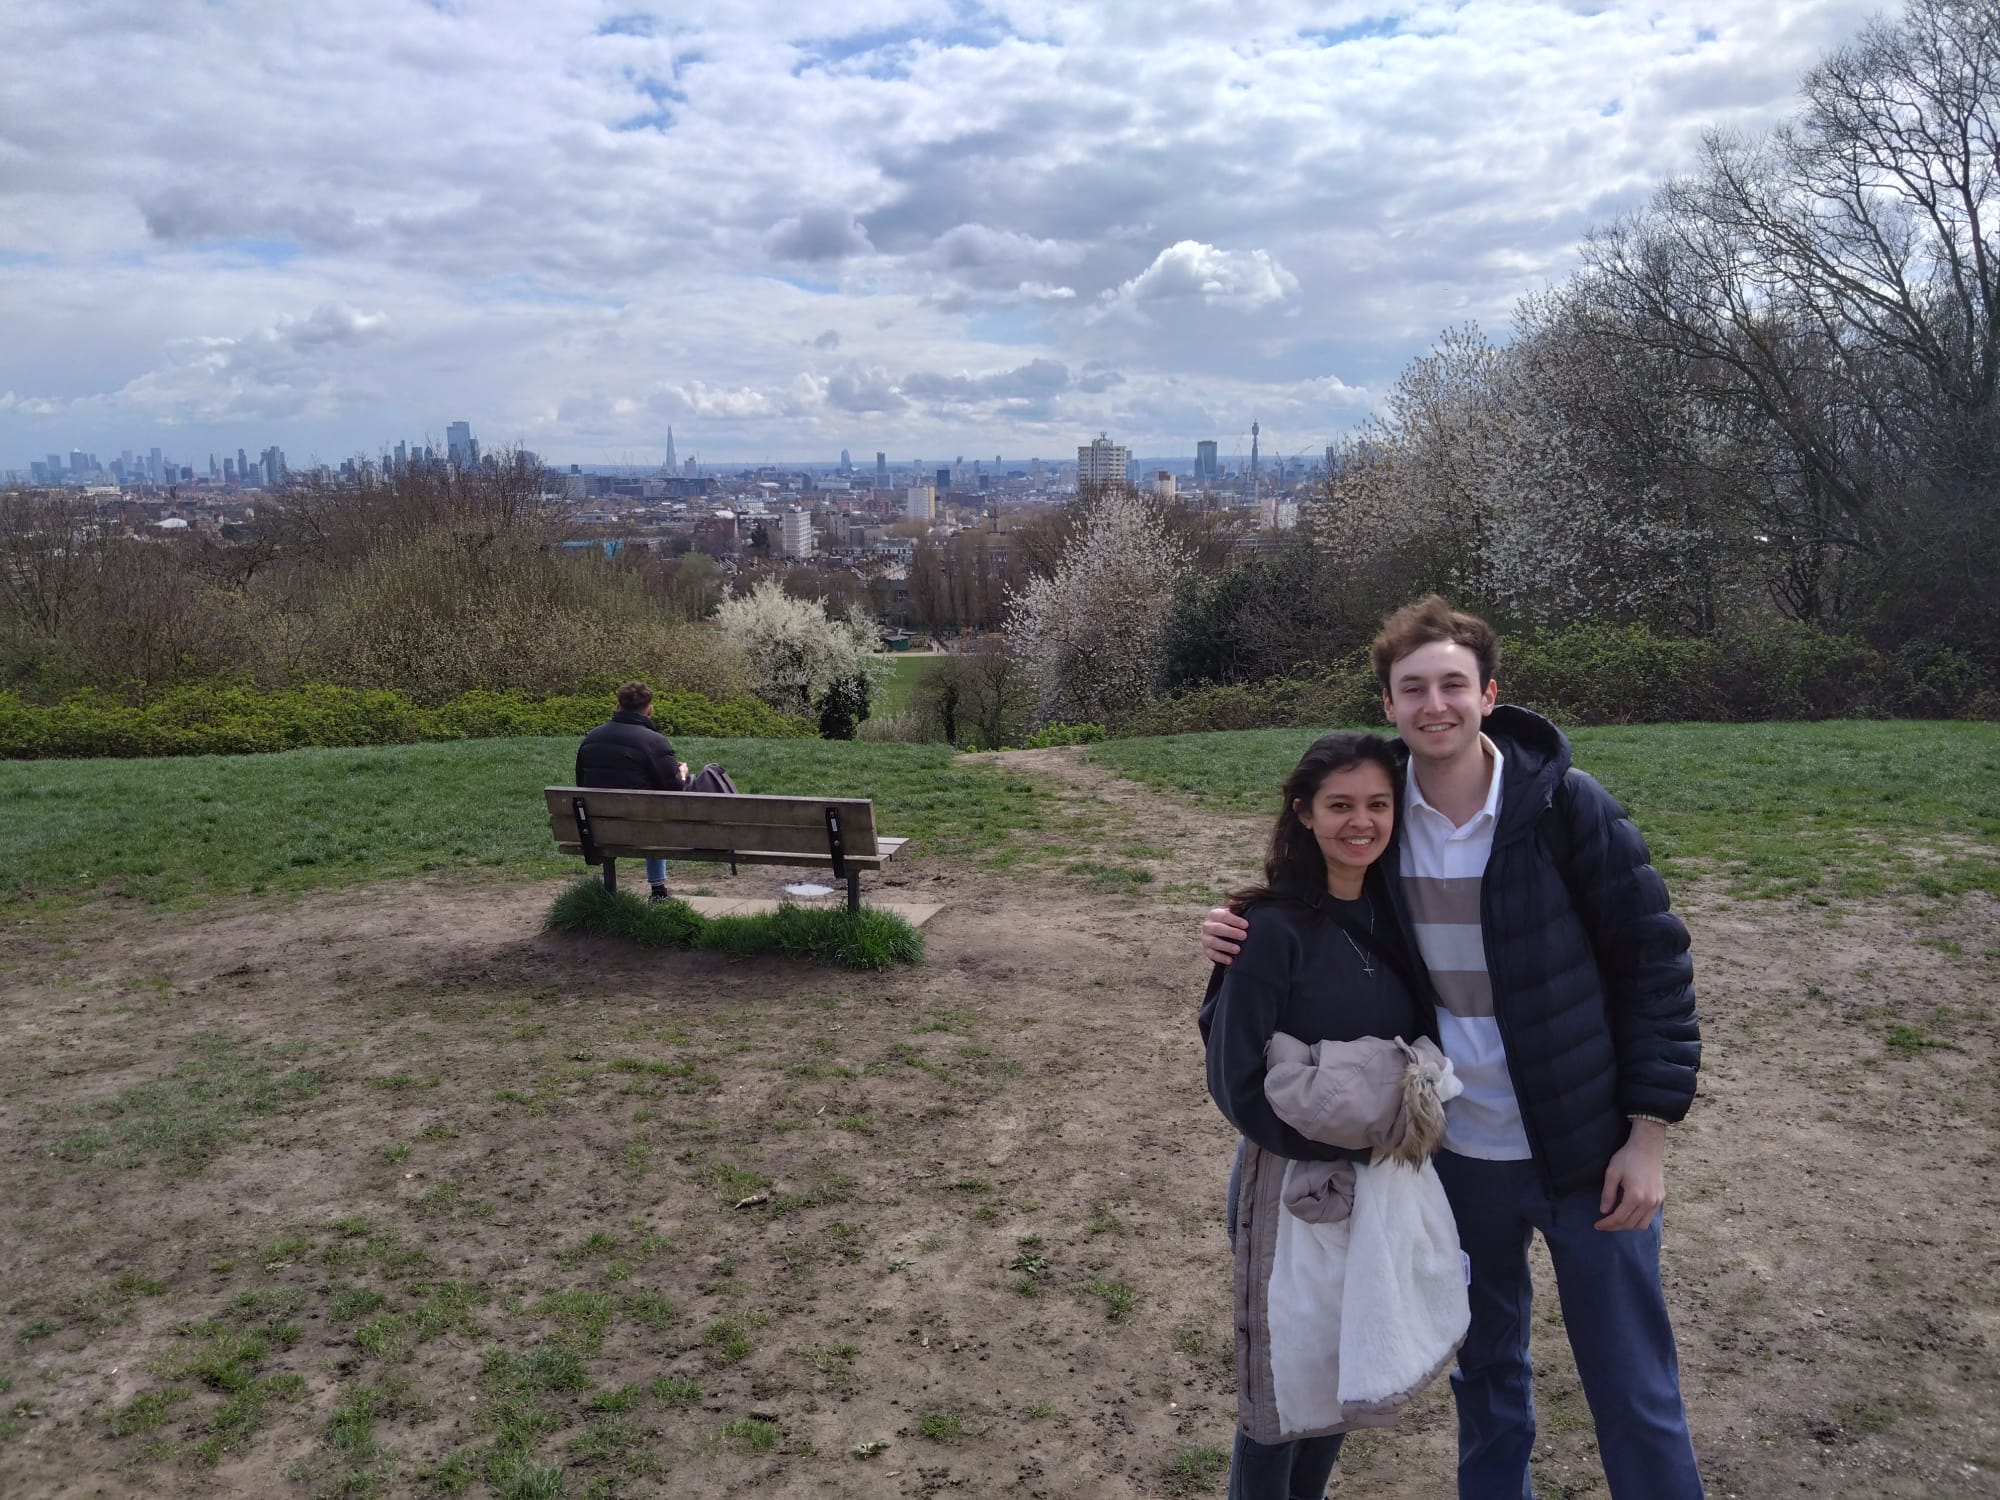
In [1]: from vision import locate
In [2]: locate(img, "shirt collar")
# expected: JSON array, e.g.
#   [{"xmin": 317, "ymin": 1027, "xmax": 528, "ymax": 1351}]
[{"xmin": 1405, "ymin": 733, "xmax": 1505, "ymax": 828}]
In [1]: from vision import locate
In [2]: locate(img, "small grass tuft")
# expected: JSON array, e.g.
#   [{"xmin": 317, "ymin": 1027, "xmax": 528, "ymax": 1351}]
[
  {"xmin": 1165, "ymin": 1443, "xmax": 1229, "ymax": 1496},
  {"xmin": 722, "ymin": 1416, "xmax": 779, "ymax": 1453},
  {"xmin": 1081, "ymin": 1277, "xmax": 1141, "ymax": 1323},
  {"xmin": 650, "ymin": 1375, "xmax": 701, "ymax": 1408},
  {"xmin": 918, "ymin": 1409, "xmax": 967, "ymax": 1444}
]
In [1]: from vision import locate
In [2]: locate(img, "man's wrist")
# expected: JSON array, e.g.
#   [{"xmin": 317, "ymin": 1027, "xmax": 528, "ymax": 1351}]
[{"xmin": 1627, "ymin": 1114, "xmax": 1671, "ymax": 1132}]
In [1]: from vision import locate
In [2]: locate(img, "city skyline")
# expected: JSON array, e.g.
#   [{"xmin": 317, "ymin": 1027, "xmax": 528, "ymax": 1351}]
[{"xmin": 2, "ymin": 0, "xmax": 1877, "ymax": 462}]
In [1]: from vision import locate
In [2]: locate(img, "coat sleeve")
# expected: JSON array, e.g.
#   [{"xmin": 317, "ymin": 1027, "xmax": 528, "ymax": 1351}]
[
  {"xmin": 1200, "ymin": 916, "xmax": 1360, "ymax": 1163},
  {"xmin": 1559, "ymin": 771, "xmax": 1701, "ymax": 1121},
  {"xmin": 646, "ymin": 729, "xmax": 685, "ymax": 791},
  {"xmin": 1262, "ymin": 1033, "xmax": 1414, "ymax": 1151}
]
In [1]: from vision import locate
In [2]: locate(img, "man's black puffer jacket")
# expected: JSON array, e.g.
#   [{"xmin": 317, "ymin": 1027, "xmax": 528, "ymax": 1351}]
[
  {"xmin": 575, "ymin": 710, "xmax": 684, "ymax": 791},
  {"xmin": 1384, "ymin": 704, "xmax": 1700, "ymax": 1196}
]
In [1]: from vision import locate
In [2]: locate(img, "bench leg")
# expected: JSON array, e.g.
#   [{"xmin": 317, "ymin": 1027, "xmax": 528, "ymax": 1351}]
[
  {"xmin": 846, "ymin": 870, "xmax": 860, "ymax": 913},
  {"xmin": 602, "ymin": 858, "xmax": 617, "ymax": 894}
]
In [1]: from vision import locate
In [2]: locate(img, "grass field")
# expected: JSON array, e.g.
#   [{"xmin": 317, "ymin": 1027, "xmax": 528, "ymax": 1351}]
[
  {"xmin": 3, "ymin": 721, "xmax": 1996, "ymax": 1498},
  {"xmin": 1085, "ymin": 721, "xmax": 2000, "ymax": 901},
  {"xmin": 869, "ymin": 653, "xmax": 941, "ymax": 717},
  {"xmin": 0, "ymin": 736, "xmax": 1045, "ymax": 912}
]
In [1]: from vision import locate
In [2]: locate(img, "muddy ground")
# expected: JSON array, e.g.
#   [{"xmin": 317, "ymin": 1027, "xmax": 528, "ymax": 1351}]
[{"xmin": 1, "ymin": 748, "xmax": 1996, "ymax": 1499}]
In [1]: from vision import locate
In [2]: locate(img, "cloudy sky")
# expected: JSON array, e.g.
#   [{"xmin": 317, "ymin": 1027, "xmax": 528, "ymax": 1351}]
[{"xmin": 1, "ymin": 0, "xmax": 1878, "ymax": 469}]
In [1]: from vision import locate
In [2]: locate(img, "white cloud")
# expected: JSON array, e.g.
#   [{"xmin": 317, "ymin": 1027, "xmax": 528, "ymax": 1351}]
[
  {"xmin": 1091, "ymin": 242, "xmax": 1301, "ymax": 324},
  {"xmin": 0, "ymin": 0, "xmax": 1881, "ymax": 461}
]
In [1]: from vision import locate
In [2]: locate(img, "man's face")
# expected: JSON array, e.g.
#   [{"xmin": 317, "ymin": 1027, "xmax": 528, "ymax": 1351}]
[{"xmin": 1383, "ymin": 639, "xmax": 1496, "ymax": 766}]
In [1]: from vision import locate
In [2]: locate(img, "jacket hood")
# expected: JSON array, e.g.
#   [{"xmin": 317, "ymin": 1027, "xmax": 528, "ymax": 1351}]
[{"xmin": 1483, "ymin": 704, "xmax": 1572, "ymax": 838}]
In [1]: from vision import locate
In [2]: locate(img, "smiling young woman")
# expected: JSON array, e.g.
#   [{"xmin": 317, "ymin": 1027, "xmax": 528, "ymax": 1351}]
[{"xmin": 1197, "ymin": 730, "xmax": 1461, "ymax": 1499}]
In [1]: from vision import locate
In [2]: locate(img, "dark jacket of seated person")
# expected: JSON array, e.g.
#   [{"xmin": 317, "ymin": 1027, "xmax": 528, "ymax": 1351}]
[
  {"xmin": 1199, "ymin": 870, "xmax": 1437, "ymax": 1163},
  {"xmin": 575, "ymin": 710, "xmax": 686, "ymax": 792}
]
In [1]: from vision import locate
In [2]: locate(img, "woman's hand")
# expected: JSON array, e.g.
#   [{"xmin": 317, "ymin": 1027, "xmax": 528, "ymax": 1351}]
[{"xmin": 1202, "ymin": 906, "xmax": 1251, "ymax": 964}]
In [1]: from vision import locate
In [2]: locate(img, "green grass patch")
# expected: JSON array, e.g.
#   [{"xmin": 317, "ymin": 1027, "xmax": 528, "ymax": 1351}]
[
  {"xmin": 1086, "ymin": 721, "xmax": 2000, "ymax": 901},
  {"xmin": 1165, "ymin": 1442, "xmax": 1228, "ymax": 1495},
  {"xmin": 53, "ymin": 1035, "xmax": 321, "ymax": 1175},
  {"xmin": 872, "ymin": 653, "xmax": 942, "ymax": 716},
  {"xmin": 917, "ymin": 1409, "xmax": 966, "ymax": 1443},
  {"xmin": 546, "ymin": 878, "xmax": 923, "ymax": 970},
  {"xmin": 1080, "ymin": 1276, "xmax": 1141, "ymax": 1322},
  {"xmin": 722, "ymin": 1416, "xmax": 778, "ymax": 1453},
  {"xmin": 0, "ymin": 735, "xmax": 1048, "ymax": 912}
]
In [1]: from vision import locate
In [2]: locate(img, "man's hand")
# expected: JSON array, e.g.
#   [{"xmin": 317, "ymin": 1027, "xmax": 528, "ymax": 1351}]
[
  {"xmin": 1595, "ymin": 1119, "xmax": 1667, "ymax": 1231},
  {"xmin": 678, "ymin": 761, "xmax": 691, "ymax": 783},
  {"xmin": 1201, "ymin": 906, "xmax": 1250, "ymax": 965}
]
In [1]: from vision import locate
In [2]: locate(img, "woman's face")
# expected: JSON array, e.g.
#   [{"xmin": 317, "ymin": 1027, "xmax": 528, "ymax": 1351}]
[{"xmin": 1295, "ymin": 760, "xmax": 1396, "ymax": 882}]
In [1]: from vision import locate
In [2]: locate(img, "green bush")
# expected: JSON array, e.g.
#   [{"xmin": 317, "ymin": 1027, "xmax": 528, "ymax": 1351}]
[
  {"xmin": 1103, "ymin": 620, "xmax": 1998, "ymax": 735},
  {"xmin": 1112, "ymin": 660, "xmax": 1383, "ymax": 738},
  {"xmin": 545, "ymin": 877, "xmax": 923, "ymax": 970},
  {"xmin": 1023, "ymin": 721, "xmax": 1108, "ymax": 748},
  {"xmin": 0, "ymin": 683, "xmax": 813, "ymax": 760}
]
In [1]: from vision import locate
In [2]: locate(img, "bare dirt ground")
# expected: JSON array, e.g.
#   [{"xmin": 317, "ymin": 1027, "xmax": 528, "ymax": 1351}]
[{"xmin": 2, "ymin": 747, "xmax": 1997, "ymax": 1499}]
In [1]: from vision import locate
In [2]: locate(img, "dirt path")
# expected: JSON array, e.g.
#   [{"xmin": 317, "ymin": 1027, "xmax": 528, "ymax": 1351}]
[{"xmin": 1, "ymin": 750, "xmax": 1996, "ymax": 1499}]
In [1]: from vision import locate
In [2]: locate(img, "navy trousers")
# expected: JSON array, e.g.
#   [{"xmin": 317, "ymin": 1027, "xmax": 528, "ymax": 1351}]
[{"xmin": 1433, "ymin": 1152, "xmax": 1704, "ymax": 1500}]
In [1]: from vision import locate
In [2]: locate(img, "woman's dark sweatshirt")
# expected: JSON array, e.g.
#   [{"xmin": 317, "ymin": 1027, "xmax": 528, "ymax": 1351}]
[{"xmin": 1198, "ymin": 875, "xmax": 1431, "ymax": 1162}]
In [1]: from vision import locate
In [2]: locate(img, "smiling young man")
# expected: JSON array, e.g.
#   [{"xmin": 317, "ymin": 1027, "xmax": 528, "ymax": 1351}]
[{"xmin": 1201, "ymin": 596, "xmax": 1705, "ymax": 1499}]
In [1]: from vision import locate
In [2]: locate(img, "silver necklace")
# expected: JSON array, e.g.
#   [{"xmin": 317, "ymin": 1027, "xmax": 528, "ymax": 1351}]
[{"xmin": 1336, "ymin": 894, "xmax": 1376, "ymax": 978}]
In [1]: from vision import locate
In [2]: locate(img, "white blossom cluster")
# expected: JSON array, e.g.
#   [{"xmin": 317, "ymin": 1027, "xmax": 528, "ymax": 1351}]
[
  {"xmin": 1004, "ymin": 490, "xmax": 1191, "ymax": 729},
  {"xmin": 714, "ymin": 579, "xmax": 882, "ymax": 720}
]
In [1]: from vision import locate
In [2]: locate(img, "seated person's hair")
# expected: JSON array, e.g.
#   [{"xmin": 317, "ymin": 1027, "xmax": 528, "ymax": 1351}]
[{"xmin": 615, "ymin": 680, "xmax": 653, "ymax": 712}]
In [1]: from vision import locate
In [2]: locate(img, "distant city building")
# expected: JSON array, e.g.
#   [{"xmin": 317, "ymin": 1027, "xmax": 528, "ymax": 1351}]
[
  {"xmin": 839, "ymin": 448, "xmax": 852, "ymax": 474},
  {"xmin": 447, "ymin": 420, "xmax": 474, "ymax": 468},
  {"xmin": 875, "ymin": 451, "xmax": 888, "ymax": 490},
  {"xmin": 664, "ymin": 427, "xmax": 677, "ymax": 471},
  {"xmin": 779, "ymin": 509, "xmax": 815, "ymax": 559},
  {"xmin": 936, "ymin": 467, "xmax": 951, "ymax": 494},
  {"xmin": 904, "ymin": 485, "xmax": 935, "ymax": 523},
  {"xmin": 1196, "ymin": 440, "xmax": 1219, "ymax": 481},
  {"xmin": 1077, "ymin": 434, "xmax": 1128, "ymax": 491},
  {"xmin": 1153, "ymin": 469, "xmax": 1176, "ymax": 500}
]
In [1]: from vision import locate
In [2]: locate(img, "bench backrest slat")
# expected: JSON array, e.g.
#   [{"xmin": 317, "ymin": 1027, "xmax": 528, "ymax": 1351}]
[{"xmin": 545, "ymin": 787, "xmax": 880, "ymax": 857}]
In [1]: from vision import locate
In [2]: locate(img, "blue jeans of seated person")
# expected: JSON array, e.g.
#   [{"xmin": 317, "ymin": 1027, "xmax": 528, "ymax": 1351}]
[
  {"xmin": 645, "ymin": 858, "xmax": 667, "ymax": 889},
  {"xmin": 1432, "ymin": 1151, "xmax": 1704, "ymax": 1500},
  {"xmin": 1225, "ymin": 1142, "xmax": 1346, "ymax": 1500}
]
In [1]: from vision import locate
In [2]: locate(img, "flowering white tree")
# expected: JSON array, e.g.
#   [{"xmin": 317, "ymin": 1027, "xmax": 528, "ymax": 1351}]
[
  {"xmin": 1005, "ymin": 489, "xmax": 1191, "ymax": 727},
  {"xmin": 714, "ymin": 578, "xmax": 881, "ymax": 719}
]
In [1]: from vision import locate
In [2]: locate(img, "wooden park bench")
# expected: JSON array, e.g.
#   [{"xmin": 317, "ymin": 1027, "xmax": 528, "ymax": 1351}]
[{"xmin": 544, "ymin": 787, "xmax": 908, "ymax": 913}]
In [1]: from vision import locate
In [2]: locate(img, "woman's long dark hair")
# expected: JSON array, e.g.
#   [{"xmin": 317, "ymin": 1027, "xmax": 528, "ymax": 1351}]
[{"xmin": 1227, "ymin": 731, "xmax": 1400, "ymax": 908}]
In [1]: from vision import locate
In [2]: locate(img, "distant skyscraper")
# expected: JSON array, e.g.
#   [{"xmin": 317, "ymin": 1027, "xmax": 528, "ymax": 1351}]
[
  {"xmin": 875, "ymin": 452, "xmax": 888, "ymax": 490},
  {"xmin": 935, "ymin": 467, "xmax": 951, "ymax": 494},
  {"xmin": 1077, "ymin": 434, "xmax": 1128, "ymax": 491},
  {"xmin": 238, "ymin": 448, "xmax": 249, "ymax": 485},
  {"xmin": 904, "ymin": 485, "xmax": 935, "ymax": 523},
  {"xmin": 447, "ymin": 420, "xmax": 473, "ymax": 468},
  {"xmin": 1249, "ymin": 421, "xmax": 1260, "ymax": 495},
  {"xmin": 664, "ymin": 427, "xmax": 677, "ymax": 471},
  {"xmin": 1195, "ymin": 440, "xmax": 1219, "ymax": 481},
  {"xmin": 395, "ymin": 440, "xmax": 408, "ymax": 471},
  {"xmin": 838, "ymin": 448, "xmax": 852, "ymax": 474}
]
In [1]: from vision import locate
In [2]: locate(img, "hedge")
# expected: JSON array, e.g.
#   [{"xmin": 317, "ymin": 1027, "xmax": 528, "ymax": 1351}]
[
  {"xmin": 0, "ymin": 682, "xmax": 815, "ymax": 760},
  {"xmin": 1109, "ymin": 621, "xmax": 1996, "ymax": 738}
]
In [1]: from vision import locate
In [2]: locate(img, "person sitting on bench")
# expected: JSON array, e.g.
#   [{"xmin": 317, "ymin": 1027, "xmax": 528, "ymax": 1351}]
[{"xmin": 575, "ymin": 680, "xmax": 689, "ymax": 903}]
